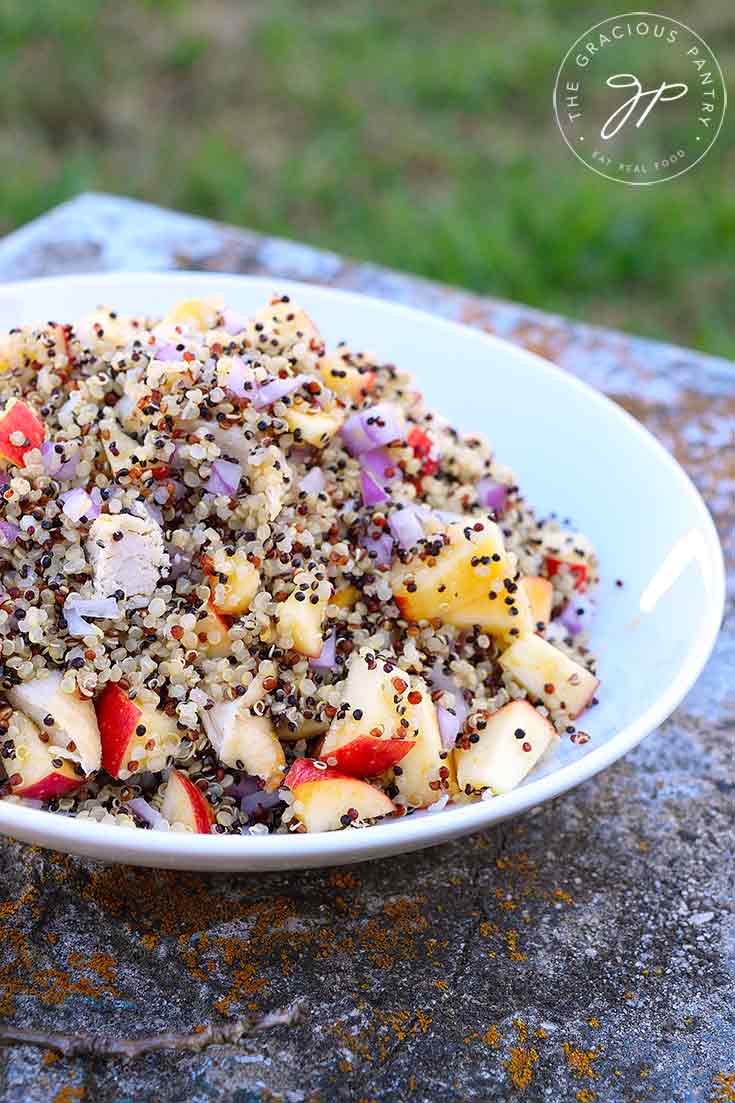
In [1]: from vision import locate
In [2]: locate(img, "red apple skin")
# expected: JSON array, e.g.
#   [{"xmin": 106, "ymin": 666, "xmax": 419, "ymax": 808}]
[
  {"xmin": 544, "ymin": 556, "xmax": 588, "ymax": 591},
  {"xmin": 96, "ymin": 683, "xmax": 142, "ymax": 778},
  {"xmin": 0, "ymin": 401, "xmax": 45, "ymax": 465},
  {"xmin": 14, "ymin": 771, "xmax": 82, "ymax": 801},
  {"xmin": 327, "ymin": 736, "xmax": 415, "ymax": 778},
  {"xmin": 172, "ymin": 770, "xmax": 215, "ymax": 833},
  {"xmin": 285, "ymin": 758, "xmax": 352, "ymax": 790}
]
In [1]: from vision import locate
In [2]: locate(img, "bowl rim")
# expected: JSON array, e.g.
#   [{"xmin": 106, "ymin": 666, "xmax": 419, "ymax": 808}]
[{"xmin": 0, "ymin": 270, "xmax": 725, "ymax": 868}]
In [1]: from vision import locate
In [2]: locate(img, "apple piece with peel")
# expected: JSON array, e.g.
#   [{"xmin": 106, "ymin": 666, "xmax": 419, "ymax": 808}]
[
  {"xmin": 285, "ymin": 758, "xmax": 395, "ymax": 833},
  {"xmin": 520, "ymin": 576, "xmax": 553, "ymax": 630},
  {"xmin": 321, "ymin": 652, "xmax": 417, "ymax": 776},
  {"xmin": 499, "ymin": 634, "xmax": 599, "ymax": 720},
  {"xmin": 393, "ymin": 517, "xmax": 533, "ymax": 640},
  {"xmin": 284, "ymin": 402, "xmax": 345, "ymax": 448},
  {"xmin": 6, "ymin": 671, "xmax": 101, "ymax": 775},
  {"xmin": 95, "ymin": 683, "xmax": 182, "ymax": 779},
  {"xmin": 318, "ymin": 354, "xmax": 376, "ymax": 402},
  {"xmin": 161, "ymin": 769, "xmax": 215, "ymax": 833},
  {"xmin": 275, "ymin": 571, "xmax": 332, "ymax": 657},
  {"xmin": 0, "ymin": 399, "xmax": 45, "ymax": 466},
  {"xmin": 542, "ymin": 531, "xmax": 595, "ymax": 591},
  {"xmin": 204, "ymin": 548, "xmax": 260, "ymax": 616},
  {"xmin": 202, "ymin": 700, "xmax": 285, "ymax": 790},
  {"xmin": 1, "ymin": 711, "xmax": 84, "ymax": 799},
  {"xmin": 326, "ymin": 735, "xmax": 414, "ymax": 777},
  {"xmin": 455, "ymin": 700, "xmax": 558, "ymax": 796}
]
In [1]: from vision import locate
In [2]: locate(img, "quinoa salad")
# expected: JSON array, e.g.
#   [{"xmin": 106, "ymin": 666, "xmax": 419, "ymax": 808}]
[{"xmin": 0, "ymin": 295, "xmax": 599, "ymax": 837}]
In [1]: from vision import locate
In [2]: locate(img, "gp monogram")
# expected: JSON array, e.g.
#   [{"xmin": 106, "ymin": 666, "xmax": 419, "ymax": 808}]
[{"xmin": 553, "ymin": 12, "xmax": 727, "ymax": 185}]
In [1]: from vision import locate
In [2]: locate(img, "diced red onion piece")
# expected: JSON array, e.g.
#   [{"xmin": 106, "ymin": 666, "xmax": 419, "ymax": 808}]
[
  {"xmin": 361, "ymin": 448, "xmax": 400, "ymax": 486},
  {"xmin": 60, "ymin": 488, "xmax": 94, "ymax": 523},
  {"xmin": 310, "ymin": 631, "xmax": 337, "ymax": 671},
  {"xmin": 0, "ymin": 520, "xmax": 20, "ymax": 546},
  {"xmin": 299, "ymin": 467, "xmax": 325, "ymax": 495},
  {"xmin": 253, "ymin": 375, "xmax": 302, "ymax": 409},
  {"xmin": 361, "ymin": 533, "xmax": 394, "ymax": 567},
  {"xmin": 206, "ymin": 459, "xmax": 241, "ymax": 497},
  {"xmin": 436, "ymin": 705, "xmax": 461, "ymax": 750},
  {"xmin": 430, "ymin": 664, "xmax": 468, "ymax": 737},
  {"xmin": 477, "ymin": 478, "xmax": 508, "ymax": 515},
  {"xmin": 226, "ymin": 356, "xmax": 256, "ymax": 398},
  {"xmin": 557, "ymin": 597, "xmax": 592, "ymax": 637},
  {"xmin": 241, "ymin": 788, "xmax": 283, "ymax": 817},
  {"xmin": 127, "ymin": 797, "xmax": 163, "ymax": 827},
  {"xmin": 66, "ymin": 597, "xmax": 119, "ymax": 619},
  {"xmin": 342, "ymin": 403, "xmax": 404, "ymax": 455},
  {"xmin": 388, "ymin": 506, "xmax": 425, "ymax": 550},
  {"xmin": 86, "ymin": 488, "xmax": 103, "ymax": 521},
  {"xmin": 360, "ymin": 469, "xmax": 387, "ymax": 507},
  {"xmin": 155, "ymin": 343, "xmax": 184, "ymax": 363},
  {"xmin": 222, "ymin": 309, "xmax": 248, "ymax": 336},
  {"xmin": 41, "ymin": 441, "xmax": 80, "ymax": 481},
  {"xmin": 225, "ymin": 776, "xmax": 261, "ymax": 800},
  {"xmin": 63, "ymin": 595, "xmax": 119, "ymax": 637}
]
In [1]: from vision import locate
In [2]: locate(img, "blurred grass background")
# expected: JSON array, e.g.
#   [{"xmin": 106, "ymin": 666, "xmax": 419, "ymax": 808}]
[{"xmin": 0, "ymin": 0, "xmax": 732, "ymax": 356}]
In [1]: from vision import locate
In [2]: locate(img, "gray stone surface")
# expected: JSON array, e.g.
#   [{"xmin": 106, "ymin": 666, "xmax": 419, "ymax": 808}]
[{"xmin": 0, "ymin": 194, "xmax": 732, "ymax": 1103}]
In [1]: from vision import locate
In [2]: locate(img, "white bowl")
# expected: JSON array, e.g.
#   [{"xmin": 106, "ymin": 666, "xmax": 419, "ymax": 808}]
[{"xmin": 0, "ymin": 272, "xmax": 724, "ymax": 870}]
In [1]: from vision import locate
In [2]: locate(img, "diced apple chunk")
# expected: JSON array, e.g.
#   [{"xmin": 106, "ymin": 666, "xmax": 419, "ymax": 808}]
[
  {"xmin": 455, "ymin": 700, "xmax": 558, "ymax": 795},
  {"xmin": 99, "ymin": 417, "xmax": 148, "ymax": 476},
  {"xmin": 95, "ymin": 683, "xmax": 182, "ymax": 779},
  {"xmin": 7, "ymin": 671, "xmax": 102, "ymax": 775},
  {"xmin": 520, "ymin": 576, "xmax": 553, "ymax": 630},
  {"xmin": 285, "ymin": 759, "xmax": 395, "ymax": 833},
  {"xmin": 161, "ymin": 769, "xmax": 215, "ymax": 833},
  {"xmin": 195, "ymin": 606, "xmax": 233, "ymax": 658},
  {"xmin": 284, "ymin": 401, "xmax": 345, "ymax": 448},
  {"xmin": 321, "ymin": 652, "xmax": 416, "ymax": 776},
  {"xmin": 318, "ymin": 354, "xmax": 375, "ymax": 402},
  {"xmin": 205, "ymin": 547, "xmax": 260, "ymax": 616},
  {"xmin": 393, "ymin": 517, "xmax": 533, "ymax": 640},
  {"xmin": 499, "ymin": 634, "xmax": 599, "ymax": 720},
  {"xmin": 202, "ymin": 698, "xmax": 285, "ymax": 789},
  {"xmin": 250, "ymin": 300, "xmax": 323, "ymax": 352},
  {"xmin": 1, "ymin": 711, "xmax": 84, "ymax": 799},
  {"xmin": 275, "ymin": 571, "xmax": 332, "ymax": 657},
  {"xmin": 393, "ymin": 689, "xmax": 451, "ymax": 808},
  {"xmin": 163, "ymin": 298, "xmax": 222, "ymax": 333}
]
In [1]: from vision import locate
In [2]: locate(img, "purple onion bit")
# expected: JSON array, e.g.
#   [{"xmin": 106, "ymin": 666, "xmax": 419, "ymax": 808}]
[
  {"xmin": 310, "ymin": 631, "xmax": 337, "ymax": 672},
  {"xmin": 253, "ymin": 375, "xmax": 303, "ymax": 409},
  {"xmin": 361, "ymin": 532, "xmax": 394, "ymax": 568},
  {"xmin": 388, "ymin": 505, "xmax": 425, "ymax": 551},
  {"xmin": 476, "ymin": 477, "xmax": 509, "ymax": 516},
  {"xmin": 341, "ymin": 403, "xmax": 405, "ymax": 456},
  {"xmin": 206, "ymin": 459, "xmax": 242, "ymax": 497},
  {"xmin": 360, "ymin": 469, "xmax": 387, "ymax": 508},
  {"xmin": 0, "ymin": 520, "xmax": 20, "ymax": 546}
]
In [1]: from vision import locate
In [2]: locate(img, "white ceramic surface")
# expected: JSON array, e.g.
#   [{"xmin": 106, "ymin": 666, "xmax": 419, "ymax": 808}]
[{"xmin": 0, "ymin": 273, "xmax": 725, "ymax": 870}]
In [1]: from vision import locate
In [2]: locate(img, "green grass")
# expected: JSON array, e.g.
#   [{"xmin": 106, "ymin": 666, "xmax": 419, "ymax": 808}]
[{"xmin": 0, "ymin": 0, "xmax": 732, "ymax": 356}]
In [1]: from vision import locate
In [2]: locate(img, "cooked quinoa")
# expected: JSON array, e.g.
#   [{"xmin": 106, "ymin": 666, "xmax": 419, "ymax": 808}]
[{"xmin": 0, "ymin": 295, "xmax": 599, "ymax": 836}]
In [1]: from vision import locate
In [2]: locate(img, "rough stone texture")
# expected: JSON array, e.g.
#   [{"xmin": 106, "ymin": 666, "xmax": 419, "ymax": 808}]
[{"xmin": 0, "ymin": 194, "xmax": 732, "ymax": 1103}]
